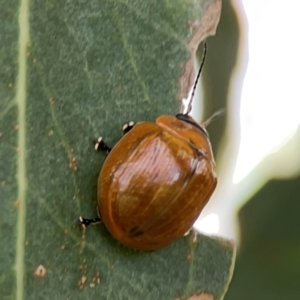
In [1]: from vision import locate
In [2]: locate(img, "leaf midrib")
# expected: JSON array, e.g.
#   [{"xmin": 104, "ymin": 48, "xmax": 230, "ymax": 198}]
[{"xmin": 15, "ymin": 0, "xmax": 29, "ymax": 299}]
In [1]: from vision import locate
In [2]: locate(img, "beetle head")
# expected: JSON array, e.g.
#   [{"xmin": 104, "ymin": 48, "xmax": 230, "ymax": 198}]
[{"xmin": 175, "ymin": 113, "xmax": 208, "ymax": 136}]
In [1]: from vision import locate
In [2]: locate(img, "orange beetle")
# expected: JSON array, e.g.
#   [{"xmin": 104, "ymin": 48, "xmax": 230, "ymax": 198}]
[{"xmin": 80, "ymin": 42, "xmax": 218, "ymax": 250}]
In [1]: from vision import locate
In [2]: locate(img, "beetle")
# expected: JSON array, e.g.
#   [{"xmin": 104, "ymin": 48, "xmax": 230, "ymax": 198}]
[{"xmin": 80, "ymin": 42, "xmax": 219, "ymax": 250}]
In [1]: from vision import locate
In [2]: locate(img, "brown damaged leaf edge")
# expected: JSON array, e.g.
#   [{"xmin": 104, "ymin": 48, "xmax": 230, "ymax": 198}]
[
  {"xmin": 185, "ymin": 235, "xmax": 236, "ymax": 300},
  {"xmin": 175, "ymin": 292, "xmax": 215, "ymax": 300},
  {"xmin": 178, "ymin": 0, "xmax": 222, "ymax": 111},
  {"xmin": 186, "ymin": 292, "xmax": 215, "ymax": 300}
]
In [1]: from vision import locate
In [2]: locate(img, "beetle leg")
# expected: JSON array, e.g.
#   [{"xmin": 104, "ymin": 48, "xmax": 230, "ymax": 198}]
[
  {"xmin": 79, "ymin": 216, "xmax": 102, "ymax": 227},
  {"xmin": 184, "ymin": 228, "xmax": 198, "ymax": 243},
  {"xmin": 191, "ymin": 228, "xmax": 198, "ymax": 243},
  {"xmin": 184, "ymin": 229, "xmax": 191, "ymax": 236},
  {"xmin": 94, "ymin": 137, "xmax": 112, "ymax": 153},
  {"xmin": 122, "ymin": 121, "xmax": 135, "ymax": 134}
]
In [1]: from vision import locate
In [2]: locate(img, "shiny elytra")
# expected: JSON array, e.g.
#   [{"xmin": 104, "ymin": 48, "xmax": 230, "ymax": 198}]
[{"xmin": 98, "ymin": 114, "xmax": 217, "ymax": 250}]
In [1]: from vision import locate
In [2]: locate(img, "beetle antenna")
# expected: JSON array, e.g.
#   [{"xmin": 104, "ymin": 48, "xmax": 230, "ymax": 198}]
[
  {"xmin": 186, "ymin": 41, "xmax": 207, "ymax": 115},
  {"xmin": 202, "ymin": 109, "xmax": 225, "ymax": 128}
]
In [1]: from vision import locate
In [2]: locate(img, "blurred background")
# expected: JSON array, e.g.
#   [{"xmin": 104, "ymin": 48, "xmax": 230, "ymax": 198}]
[{"xmin": 192, "ymin": 0, "xmax": 300, "ymax": 299}]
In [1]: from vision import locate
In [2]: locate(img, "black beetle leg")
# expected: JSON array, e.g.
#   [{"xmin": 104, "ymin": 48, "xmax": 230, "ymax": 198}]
[
  {"xmin": 79, "ymin": 215, "xmax": 102, "ymax": 228},
  {"xmin": 94, "ymin": 137, "xmax": 112, "ymax": 153},
  {"xmin": 122, "ymin": 121, "xmax": 135, "ymax": 134}
]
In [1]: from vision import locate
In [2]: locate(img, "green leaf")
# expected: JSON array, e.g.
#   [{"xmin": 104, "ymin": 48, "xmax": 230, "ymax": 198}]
[{"xmin": 0, "ymin": 0, "xmax": 234, "ymax": 299}]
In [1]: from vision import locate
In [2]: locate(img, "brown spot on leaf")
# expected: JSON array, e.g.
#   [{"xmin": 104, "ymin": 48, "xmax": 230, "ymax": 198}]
[
  {"xmin": 34, "ymin": 265, "xmax": 47, "ymax": 278},
  {"xmin": 188, "ymin": 293, "xmax": 215, "ymax": 300},
  {"xmin": 176, "ymin": 293, "xmax": 215, "ymax": 300},
  {"xmin": 178, "ymin": 0, "xmax": 222, "ymax": 112},
  {"xmin": 48, "ymin": 129, "xmax": 54, "ymax": 136},
  {"xmin": 78, "ymin": 276, "xmax": 87, "ymax": 289},
  {"xmin": 14, "ymin": 199, "xmax": 20, "ymax": 208},
  {"xmin": 93, "ymin": 272, "xmax": 101, "ymax": 285},
  {"xmin": 69, "ymin": 156, "xmax": 77, "ymax": 171}
]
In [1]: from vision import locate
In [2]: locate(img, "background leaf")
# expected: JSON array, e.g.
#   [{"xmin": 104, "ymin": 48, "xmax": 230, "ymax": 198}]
[
  {"xmin": 227, "ymin": 176, "xmax": 300, "ymax": 300},
  {"xmin": 0, "ymin": 0, "xmax": 234, "ymax": 299}
]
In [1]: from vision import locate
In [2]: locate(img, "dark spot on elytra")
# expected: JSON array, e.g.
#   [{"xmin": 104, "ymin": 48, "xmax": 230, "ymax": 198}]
[{"xmin": 128, "ymin": 226, "xmax": 144, "ymax": 237}]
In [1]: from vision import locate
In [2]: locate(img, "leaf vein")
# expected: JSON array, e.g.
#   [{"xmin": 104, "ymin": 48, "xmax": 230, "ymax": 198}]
[
  {"xmin": 116, "ymin": 0, "xmax": 185, "ymax": 44},
  {"xmin": 15, "ymin": 0, "xmax": 30, "ymax": 299},
  {"xmin": 112, "ymin": 4, "xmax": 151, "ymax": 106}
]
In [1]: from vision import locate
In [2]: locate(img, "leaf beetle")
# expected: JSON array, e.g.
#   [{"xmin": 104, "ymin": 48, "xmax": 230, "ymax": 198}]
[{"xmin": 80, "ymin": 42, "xmax": 219, "ymax": 250}]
